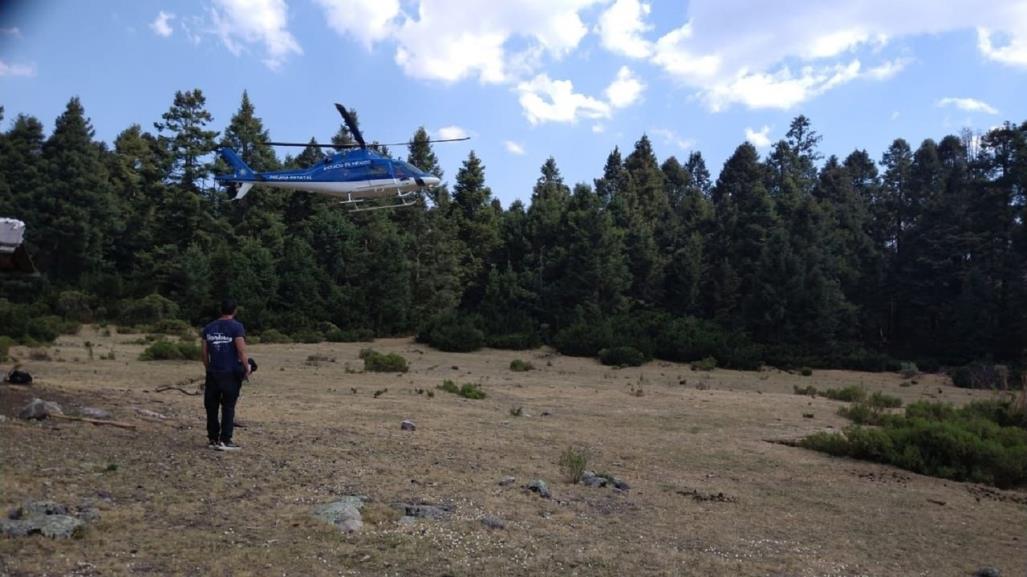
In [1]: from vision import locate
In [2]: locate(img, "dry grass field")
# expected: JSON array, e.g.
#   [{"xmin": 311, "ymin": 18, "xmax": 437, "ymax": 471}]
[{"xmin": 1, "ymin": 326, "xmax": 1025, "ymax": 577}]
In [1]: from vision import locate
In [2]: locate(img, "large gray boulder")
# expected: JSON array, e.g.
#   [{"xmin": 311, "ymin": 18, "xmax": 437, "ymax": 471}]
[
  {"xmin": 18, "ymin": 399, "xmax": 63, "ymax": 420},
  {"xmin": 312, "ymin": 496, "xmax": 365, "ymax": 533},
  {"xmin": 1, "ymin": 500, "xmax": 85, "ymax": 539}
]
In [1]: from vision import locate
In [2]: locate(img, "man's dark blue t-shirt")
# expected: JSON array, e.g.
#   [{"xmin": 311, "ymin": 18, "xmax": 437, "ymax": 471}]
[{"xmin": 202, "ymin": 318, "xmax": 246, "ymax": 373}]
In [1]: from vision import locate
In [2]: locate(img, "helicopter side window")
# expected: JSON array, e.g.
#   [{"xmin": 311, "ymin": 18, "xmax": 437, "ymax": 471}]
[{"xmin": 367, "ymin": 163, "xmax": 390, "ymax": 180}]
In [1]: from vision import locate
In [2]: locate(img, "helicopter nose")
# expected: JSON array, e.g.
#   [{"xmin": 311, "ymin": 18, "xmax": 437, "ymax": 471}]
[{"xmin": 421, "ymin": 176, "xmax": 440, "ymax": 188}]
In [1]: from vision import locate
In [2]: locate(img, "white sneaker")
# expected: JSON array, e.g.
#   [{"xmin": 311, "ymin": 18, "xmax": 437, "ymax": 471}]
[{"xmin": 216, "ymin": 441, "xmax": 241, "ymax": 451}]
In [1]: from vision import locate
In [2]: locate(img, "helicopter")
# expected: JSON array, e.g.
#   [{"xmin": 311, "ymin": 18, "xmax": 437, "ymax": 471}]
[{"xmin": 216, "ymin": 103, "xmax": 467, "ymax": 211}]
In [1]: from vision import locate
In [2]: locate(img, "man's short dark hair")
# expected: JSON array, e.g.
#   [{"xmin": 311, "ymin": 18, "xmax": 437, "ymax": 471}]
[{"xmin": 220, "ymin": 299, "xmax": 238, "ymax": 315}]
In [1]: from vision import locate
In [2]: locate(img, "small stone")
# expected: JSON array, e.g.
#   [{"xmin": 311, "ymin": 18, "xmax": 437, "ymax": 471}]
[
  {"xmin": 18, "ymin": 398, "xmax": 63, "ymax": 420},
  {"xmin": 581, "ymin": 471, "xmax": 607, "ymax": 488},
  {"xmin": 135, "ymin": 408, "xmax": 167, "ymax": 419},
  {"xmin": 611, "ymin": 478, "xmax": 630, "ymax": 491},
  {"xmin": 17, "ymin": 500, "xmax": 68, "ymax": 518},
  {"xmin": 79, "ymin": 407, "xmax": 112, "ymax": 420},
  {"xmin": 498, "ymin": 476, "xmax": 516, "ymax": 487},
  {"xmin": 481, "ymin": 515, "xmax": 505, "ymax": 529},
  {"xmin": 974, "ymin": 568, "xmax": 1000, "ymax": 577},
  {"xmin": 527, "ymin": 479, "xmax": 551, "ymax": 499},
  {"xmin": 540, "ymin": 411, "xmax": 551, "ymax": 417},
  {"xmin": 398, "ymin": 515, "xmax": 417, "ymax": 527},
  {"xmin": 400, "ymin": 419, "xmax": 416, "ymax": 431},
  {"xmin": 396, "ymin": 503, "xmax": 452, "ymax": 520}
]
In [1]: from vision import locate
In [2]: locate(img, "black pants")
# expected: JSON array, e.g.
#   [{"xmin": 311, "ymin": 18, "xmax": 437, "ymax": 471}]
[{"xmin": 204, "ymin": 371, "xmax": 242, "ymax": 442}]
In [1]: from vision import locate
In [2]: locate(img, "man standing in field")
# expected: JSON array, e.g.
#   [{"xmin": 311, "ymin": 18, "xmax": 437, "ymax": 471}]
[{"xmin": 201, "ymin": 298, "xmax": 250, "ymax": 451}]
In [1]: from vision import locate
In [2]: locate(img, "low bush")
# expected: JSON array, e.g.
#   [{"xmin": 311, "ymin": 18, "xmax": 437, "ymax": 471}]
[
  {"xmin": 898, "ymin": 361, "xmax": 919, "ymax": 379},
  {"xmin": 292, "ymin": 329, "xmax": 325, "ymax": 344},
  {"xmin": 598, "ymin": 346, "xmax": 647, "ymax": 367},
  {"xmin": 837, "ymin": 402, "xmax": 889, "ymax": 425},
  {"xmin": 418, "ymin": 312, "xmax": 484, "ymax": 352},
  {"xmin": 259, "ymin": 329, "xmax": 292, "ymax": 344},
  {"xmin": 149, "ymin": 318, "xmax": 194, "ymax": 338},
  {"xmin": 867, "ymin": 391, "xmax": 903, "ymax": 409},
  {"xmin": 509, "ymin": 359, "xmax": 535, "ymax": 372},
  {"xmin": 950, "ymin": 362, "xmax": 1008, "ymax": 390},
  {"xmin": 552, "ymin": 319, "xmax": 612, "ymax": 357},
  {"xmin": 359, "ymin": 348, "xmax": 408, "ymax": 373},
  {"xmin": 793, "ymin": 384, "xmax": 819, "ymax": 397},
  {"xmin": 139, "ymin": 339, "xmax": 202, "ymax": 361},
  {"xmin": 691, "ymin": 356, "xmax": 717, "ymax": 371},
  {"xmin": 120, "ymin": 294, "xmax": 179, "ymax": 326},
  {"xmin": 486, "ymin": 332, "xmax": 541, "ymax": 350},
  {"xmin": 559, "ymin": 446, "xmax": 592, "ymax": 484},
  {"xmin": 801, "ymin": 399, "xmax": 1027, "ymax": 488},
  {"xmin": 0, "ymin": 335, "xmax": 14, "ymax": 361},
  {"xmin": 437, "ymin": 379, "xmax": 486, "ymax": 399},
  {"xmin": 821, "ymin": 385, "xmax": 866, "ymax": 402},
  {"xmin": 800, "ymin": 367, "xmax": 813, "ymax": 376},
  {"xmin": 325, "ymin": 327, "xmax": 375, "ymax": 342}
]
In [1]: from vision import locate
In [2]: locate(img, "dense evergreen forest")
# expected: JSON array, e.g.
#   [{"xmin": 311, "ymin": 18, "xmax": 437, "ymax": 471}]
[{"xmin": 1, "ymin": 90, "xmax": 1025, "ymax": 371}]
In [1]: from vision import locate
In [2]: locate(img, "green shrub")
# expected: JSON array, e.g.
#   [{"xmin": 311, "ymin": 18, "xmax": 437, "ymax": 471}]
[
  {"xmin": 800, "ymin": 367, "xmax": 813, "ymax": 376},
  {"xmin": 559, "ymin": 446, "xmax": 592, "ymax": 483},
  {"xmin": 359, "ymin": 348, "xmax": 408, "ymax": 373},
  {"xmin": 139, "ymin": 339, "xmax": 202, "ymax": 361},
  {"xmin": 793, "ymin": 384, "xmax": 819, "ymax": 397},
  {"xmin": 0, "ymin": 335, "xmax": 13, "ymax": 362},
  {"xmin": 418, "ymin": 312, "xmax": 484, "ymax": 352},
  {"xmin": 120, "ymin": 294, "xmax": 179, "ymax": 326},
  {"xmin": 691, "ymin": 356, "xmax": 717, "ymax": 371},
  {"xmin": 802, "ymin": 400, "xmax": 1027, "ymax": 488},
  {"xmin": 654, "ymin": 316, "xmax": 725, "ymax": 363},
  {"xmin": 837, "ymin": 402, "xmax": 889, "ymax": 425},
  {"xmin": 437, "ymin": 379, "xmax": 486, "ymax": 399},
  {"xmin": 149, "ymin": 318, "xmax": 194, "ymax": 338},
  {"xmin": 292, "ymin": 329, "xmax": 325, "ymax": 344},
  {"xmin": 259, "ymin": 329, "xmax": 292, "ymax": 344},
  {"xmin": 56, "ymin": 290, "xmax": 94, "ymax": 322},
  {"xmin": 486, "ymin": 332, "xmax": 541, "ymax": 350},
  {"xmin": 950, "ymin": 362, "xmax": 1008, "ymax": 389},
  {"xmin": 821, "ymin": 385, "xmax": 866, "ymax": 402},
  {"xmin": 598, "ymin": 346, "xmax": 647, "ymax": 367},
  {"xmin": 325, "ymin": 327, "xmax": 375, "ymax": 342},
  {"xmin": 509, "ymin": 359, "xmax": 535, "ymax": 372},
  {"xmin": 552, "ymin": 319, "xmax": 612, "ymax": 357},
  {"xmin": 898, "ymin": 361, "xmax": 919, "ymax": 379},
  {"xmin": 867, "ymin": 391, "xmax": 903, "ymax": 409}
]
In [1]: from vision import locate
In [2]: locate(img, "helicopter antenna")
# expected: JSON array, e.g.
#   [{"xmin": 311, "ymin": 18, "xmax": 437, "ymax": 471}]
[{"xmin": 335, "ymin": 103, "xmax": 366, "ymax": 150}]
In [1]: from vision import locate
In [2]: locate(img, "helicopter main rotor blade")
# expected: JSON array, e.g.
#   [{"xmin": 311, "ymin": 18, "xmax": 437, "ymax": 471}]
[
  {"xmin": 264, "ymin": 137, "xmax": 471, "ymax": 148},
  {"xmin": 335, "ymin": 103, "xmax": 366, "ymax": 150}
]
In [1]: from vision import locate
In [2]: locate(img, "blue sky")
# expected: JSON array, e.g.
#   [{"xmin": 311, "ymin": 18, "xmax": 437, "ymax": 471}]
[{"xmin": 2, "ymin": 1, "xmax": 1026, "ymax": 207}]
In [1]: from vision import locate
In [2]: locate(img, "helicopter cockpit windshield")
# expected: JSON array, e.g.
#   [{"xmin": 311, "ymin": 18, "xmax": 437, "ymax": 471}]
[{"xmin": 392, "ymin": 161, "xmax": 423, "ymax": 180}]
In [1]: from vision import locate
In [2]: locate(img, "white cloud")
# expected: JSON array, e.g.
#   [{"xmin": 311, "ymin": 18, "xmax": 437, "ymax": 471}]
[
  {"xmin": 596, "ymin": 0, "xmax": 652, "ymax": 58},
  {"xmin": 504, "ymin": 140, "xmax": 526, "ymax": 155},
  {"xmin": 592, "ymin": 123, "xmax": 605, "ymax": 134},
  {"xmin": 937, "ymin": 97, "xmax": 999, "ymax": 115},
  {"xmin": 0, "ymin": 27, "xmax": 22, "ymax": 38},
  {"xmin": 650, "ymin": 128, "xmax": 694, "ymax": 151},
  {"xmin": 0, "ymin": 60, "xmax": 36, "ymax": 77},
  {"xmin": 865, "ymin": 57, "xmax": 911, "ymax": 80},
  {"xmin": 210, "ymin": 0, "xmax": 302, "ymax": 71},
  {"xmin": 315, "ymin": 0, "xmax": 399, "ymax": 50},
  {"xmin": 978, "ymin": 26, "xmax": 1027, "ymax": 67},
  {"xmin": 319, "ymin": 0, "xmax": 601, "ymax": 84},
  {"xmin": 636, "ymin": 1, "xmax": 1027, "ymax": 110},
  {"xmin": 517, "ymin": 74, "xmax": 610, "ymax": 124},
  {"xmin": 150, "ymin": 11, "xmax": 175, "ymax": 38},
  {"xmin": 745, "ymin": 125, "xmax": 772, "ymax": 149},
  {"xmin": 437, "ymin": 125, "xmax": 469, "ymax": 140},
  {"xmin": 605, "ymin": 66, "xmax": 645, "ymax": 108}
]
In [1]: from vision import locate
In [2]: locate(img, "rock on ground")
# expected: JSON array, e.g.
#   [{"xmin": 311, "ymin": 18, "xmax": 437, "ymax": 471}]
[
  {"xmin": 18, "ymin": 399, "xmax": 63, "ymax": 420},
  {"xmin": 78, "ymin": 407, "xmax": 112, "ymax": 419},
  {"xmin": 1, "ymin": 500, "xmax": 86, "ymax": 539},
  {"xmin": 498, "ymin": 476, "xmax": 516, "ymax": 487},
  {"xmin": 394, "ymin": 502, "xmax": 452, "ymax": 520},
  {"xmin": 527, "ymin": 479, "xmax": 551, "ymax": 499},
  {"xmin": 312, "ymin": 496, "xmax": 366, "ymax": 533},
  {"xmin": 400, "ymin": 419, "xmax": 416, "ymax": 431},
  {"xmin": 481, "ymin": 515, "xmax": 505, "ymax": 529}
]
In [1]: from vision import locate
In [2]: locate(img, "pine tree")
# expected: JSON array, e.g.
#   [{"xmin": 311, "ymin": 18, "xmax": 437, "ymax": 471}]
[
  {"xmin": 450, "ymin": 151, "xmax": 500, "ymax": 304},
  {"xmin": 154, "ymin": 89, "xmax": 218, "ymax": 190}
]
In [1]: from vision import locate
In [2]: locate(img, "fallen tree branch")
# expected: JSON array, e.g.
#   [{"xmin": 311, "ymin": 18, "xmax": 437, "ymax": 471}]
[
  {"xmin": 155, "ymin": 379, "xmax": 203, "ymax": 396},
  {"xmin": 51, "ymin": 414, "xmax": 137, "ymax": 430}
]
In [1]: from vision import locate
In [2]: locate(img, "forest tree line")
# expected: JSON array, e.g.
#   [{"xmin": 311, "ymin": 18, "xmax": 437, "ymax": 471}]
[{"xmin": 1, "ymin": 90, "xmax": 1025, "ymax": 371}]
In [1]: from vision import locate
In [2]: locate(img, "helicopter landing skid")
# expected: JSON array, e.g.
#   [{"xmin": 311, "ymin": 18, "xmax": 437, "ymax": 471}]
[{"xmin": 341, "ymin": 190, "xmax": 419, "ymax": 212}]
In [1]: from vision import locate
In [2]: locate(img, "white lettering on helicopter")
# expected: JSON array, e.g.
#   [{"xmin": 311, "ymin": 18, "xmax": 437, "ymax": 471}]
[
  {"xmin": 323, "ymin": 160, "xmax": 372, "ymax": 171},
  {"xmin": 266, "ymin": 174, "xmax": 313, "ymax": 181}
]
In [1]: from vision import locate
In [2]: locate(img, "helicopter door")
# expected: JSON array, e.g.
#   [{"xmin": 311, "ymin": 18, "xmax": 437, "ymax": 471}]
[{"xmin": 366, "ymin": 161, "xmax": 393, "ymax": 194}]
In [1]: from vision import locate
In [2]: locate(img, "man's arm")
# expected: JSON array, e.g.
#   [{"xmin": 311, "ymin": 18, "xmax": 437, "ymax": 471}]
[
  {"xmin": 235, "ymin": 336, "xmax": 251, "ymax": 378},
  {"xmin": 201, "ymin": 338, "xmax": 209, "ymax": 371}
]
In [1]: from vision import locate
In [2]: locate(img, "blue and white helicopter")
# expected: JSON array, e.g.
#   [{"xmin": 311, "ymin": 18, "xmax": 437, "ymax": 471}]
[{"xmin": 216, "ymin": 103, "xmax": 466, "ymax": 211}]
